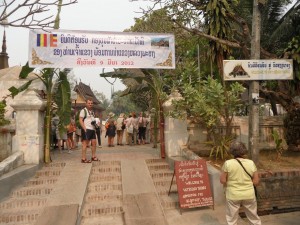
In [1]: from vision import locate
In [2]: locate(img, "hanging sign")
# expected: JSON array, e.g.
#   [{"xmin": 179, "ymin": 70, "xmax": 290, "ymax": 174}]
[
  {"xmin": 175, "ymin": 160, "xmax": 213, "ymax": 209},
  {"xmin": 28, "ymin": 29, "xmax": 175, "ymax": 69},
  {"xmin": 223, "ymin": 59, "xmax": 293, "ymax": 80}
]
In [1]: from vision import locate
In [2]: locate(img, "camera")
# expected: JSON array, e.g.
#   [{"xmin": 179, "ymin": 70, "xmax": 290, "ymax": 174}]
[{"xmin": 91, "ymin": 120, "xmax": 99, "ymax": 129}]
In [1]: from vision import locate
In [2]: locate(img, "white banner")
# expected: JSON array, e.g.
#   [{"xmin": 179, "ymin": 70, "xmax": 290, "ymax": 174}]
[
  {"xmin": 28, "ymin": 29, "xmax": 175, "ymax": 69},
  {"xmin": 223, "ymin": 60, "xmax": 293, "ymax": 80}
]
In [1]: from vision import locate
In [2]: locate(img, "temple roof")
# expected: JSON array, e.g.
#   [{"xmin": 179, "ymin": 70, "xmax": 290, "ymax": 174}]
[{"xmin": 74, "ymin": 82, "xmax": 101, "ymax": 104}]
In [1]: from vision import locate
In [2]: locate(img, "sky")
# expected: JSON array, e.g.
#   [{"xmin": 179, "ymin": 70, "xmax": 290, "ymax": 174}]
[{"xmin": 4, "ymin": 0, "xmax": 157, "ymax": 100}]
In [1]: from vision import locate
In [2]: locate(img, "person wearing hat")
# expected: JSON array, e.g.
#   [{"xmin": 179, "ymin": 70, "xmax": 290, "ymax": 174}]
[
  {"xmin": 105, "ymin": 112, "xmax": 116, "ymax": 147},
  {"xmin": 116, "ymin": 113, "xmax": 125, "ymax": 145}
]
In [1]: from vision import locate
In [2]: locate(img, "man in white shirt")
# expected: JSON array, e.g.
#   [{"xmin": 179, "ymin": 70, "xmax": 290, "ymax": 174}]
[{"xmin": 79, "ymin": 98, "xmax": 99, "ymax": 163}]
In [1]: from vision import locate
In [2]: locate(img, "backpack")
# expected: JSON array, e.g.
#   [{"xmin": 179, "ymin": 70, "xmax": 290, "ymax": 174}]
[
  {"xmin": 105, "ymin": 121, "xmax": 109, "ymax": 129},
  {"xmin": 75, "ymin": 108, "xmax": 87, "ymax": 127}
]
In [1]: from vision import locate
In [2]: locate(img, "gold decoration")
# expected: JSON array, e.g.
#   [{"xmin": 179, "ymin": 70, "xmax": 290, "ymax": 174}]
[
  {"xmin": 156, "ymin": 52, "xmax": 172, "ymax": 67},
  {"xmin": 31, "ymin": 48, "xmax": 52, "ymax": 65},
  {"xmin": 229, "ymin": 64, "xmax": 249, "ymax": 78}
]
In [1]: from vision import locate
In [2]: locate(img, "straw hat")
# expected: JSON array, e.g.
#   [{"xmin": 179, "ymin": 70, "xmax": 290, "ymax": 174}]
[{"xmin": 108, "ymin": 112, "xmax": 115, "ymax": 118}]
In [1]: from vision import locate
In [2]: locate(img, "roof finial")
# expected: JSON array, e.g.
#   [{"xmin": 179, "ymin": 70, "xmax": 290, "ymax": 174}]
[{"xmin": 0, "ymin": 30, "xmax": 9, "ymax": 69}]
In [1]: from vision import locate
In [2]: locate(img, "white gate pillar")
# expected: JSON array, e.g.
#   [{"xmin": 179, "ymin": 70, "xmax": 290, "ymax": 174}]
[
  {"xmin": 163, "ymin": 90, "xmax": 189, "ymax": 157},
  {"xmin": 10, "ymin": 89, "xmax": 46, "ymax": 164}
]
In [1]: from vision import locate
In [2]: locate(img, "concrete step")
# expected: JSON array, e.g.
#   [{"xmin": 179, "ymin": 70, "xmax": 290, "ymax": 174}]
[
  {"xmin": 92, "ymin": 161, "xmax": 121, "ymax": 166},
  {"xmin": 85, "ymin": 192, "xmax": 122, "ymax": 202},
  {"xmin": 80, "ymin": 214, "xmax": 124, "ymax": 225},
  {"xmin": 91, "ymin": 166, "xmax": 121, "ymax": 174},
  {"xmin": 24, "ymin": 177, "xmax": 58, "ymax": 187},
  {"xmin": 145, "ymin": 158, "xmax": 167, "ymax": 164},
  {"xmin": 150, "ymin": 171, "xmax": 174, "ymax": 179},
  {"xmin": 153, "ymin": 179, "xmax": 176, "ymax": 187},
  {"xmin": 160, "ymin": 194, "xmax": 179, "ymax": 209},
  {"xmin": 34, "ymin": 168, "xmax": 63, "ymax": 178},
  {"xmin": 89, "ymin": 174, "xmax": 121, "ymax": 183},
  {"xmin": 0, "ymin": 197, "xmax": 47, "ymax": 211},
  {"xmin": 155, "ymin": 185, "xmax": 178, "ymax": 196},
  {"xmin": 147, "ymin": 164, "xmax": 171, "ymax": 170},
  {"xmin": 81, "ymin": 202, "xmax": 123, "ymax": 217},
  {"xmin": 43, "ymin": 162, "xmax": 66, "ymax": 168},
  {"xmin": 0, "ymin": 162, "xmax": 67, "ymax": 224},
  {"xmin": 145, "ymin": 158, "xmax": 180, "ymax": 210},
  {"xmin": 0, "ymin": 209, "xmax": 40, "ymax": 225},
  {"xmin": 11, "ymin": 186, "xmax": 53, "ymax": 198},
  {"xmin": 79, "ymin": 160, "xmax": 124, "ymax": 225},
  {"xmin": 87, "ymin": 183, "xmax": 122, "ymax": 192}
]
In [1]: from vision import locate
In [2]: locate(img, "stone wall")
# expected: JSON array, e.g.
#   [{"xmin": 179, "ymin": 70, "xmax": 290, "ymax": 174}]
[
  {"xmin": 187, "ymin": 116, "xmax": 285, "ymax": 156},
  {"xmin": 0, "ymin": 124, "xmax": 15, "ymax": 162},
  {"xmin": 257, "ymin": 169, "xmax": 300, "ymax": 213}
]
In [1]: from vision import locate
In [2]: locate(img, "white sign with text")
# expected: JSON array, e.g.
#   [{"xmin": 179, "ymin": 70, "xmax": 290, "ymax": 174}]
[
  {"xmin": 223, "ymin": 59, "xmax": 293, "ymax": 80},
  {"xmin": 28, "ymin": 29, "xmax": 175, "ymax": 69}
]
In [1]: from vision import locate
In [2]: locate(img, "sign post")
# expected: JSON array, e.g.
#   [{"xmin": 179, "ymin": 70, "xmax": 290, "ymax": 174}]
[{"xmin": 171, "ymin": 160, "xmax": 214, "ymax": 212}]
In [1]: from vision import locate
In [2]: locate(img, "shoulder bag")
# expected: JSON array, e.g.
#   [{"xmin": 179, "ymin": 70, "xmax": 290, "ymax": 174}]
[
  {"xmin": 235, "ymin": 158, "xmax": 258, "ymax": 198},
  {"xmin": 127, "ymin": 124, "xmax": 133, "ymax": 133}
]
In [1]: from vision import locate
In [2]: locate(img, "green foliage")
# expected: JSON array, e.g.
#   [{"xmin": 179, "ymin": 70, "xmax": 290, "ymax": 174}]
[
  {"xmin": 172, "ymin": 76, "xmax": 244, "ymax": 130},
  {"xmin": 284, "ymin": 36, "xmax": 300, "ymax": 80},
  {"xmin": 53, "ymin": 70, "xmax": 71, "ymax": 133},
  {"xmin": 171, "ymin": 76, "xmax": 244, "ymax": 159},
  {"xmin": 8, "ymin": 63, "xmax": 35, "ymax": 98},
  {"xmin": 271, "ymin": 129, "xmax": 286, "ymax": 159},
  {"xmin": 0, "ymin": 101, "xmax": 10, "ymax": 126},
  {"xmin": 107, "ymin": 90, "xmax": 142, "ymax": 116},
  {"xmin": 205, "ymin": 134, "xmax": 235, "ymax": 159}
]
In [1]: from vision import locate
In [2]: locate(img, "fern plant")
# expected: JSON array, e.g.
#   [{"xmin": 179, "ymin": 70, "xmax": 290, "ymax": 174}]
[{"xmin": 271, "ymin": 129, "xmax": 285, "ymax": 160}]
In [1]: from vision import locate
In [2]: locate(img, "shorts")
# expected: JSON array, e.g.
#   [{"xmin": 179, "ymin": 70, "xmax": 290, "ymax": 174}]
[
  {"xmin": 56, "ymin": 130, "xmax": 67, "ymax": 140},
  {"xmin": 81, "ymin": 129, "xmax": 96, "ymax": 141}
]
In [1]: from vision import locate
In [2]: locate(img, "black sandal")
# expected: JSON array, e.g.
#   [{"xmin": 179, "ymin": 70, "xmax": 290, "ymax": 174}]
[
  {"xmin": 91, "ymin": 156, "xmax": 99, "ymax": 161},
  {"xmin": 81, "ymin": 158, "xmax": 91, "ymax": 163}
]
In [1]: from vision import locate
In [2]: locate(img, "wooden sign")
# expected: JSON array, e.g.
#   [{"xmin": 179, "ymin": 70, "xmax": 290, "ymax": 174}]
[{"xmin": 174, "ymin": 160, "xmax": 213, "ymax": 209}]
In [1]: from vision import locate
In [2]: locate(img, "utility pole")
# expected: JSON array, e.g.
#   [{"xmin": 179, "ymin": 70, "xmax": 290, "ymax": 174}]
[{"xmin": 249, "ymin": 0, "xmax": 261, "ymax": 164}]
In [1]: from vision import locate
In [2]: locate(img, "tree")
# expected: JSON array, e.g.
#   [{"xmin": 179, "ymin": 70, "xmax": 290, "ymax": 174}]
[
  {"xmin": 93, "ymin": 90, "xmax": 109, "ymax": 110},
  {"xmin": 105, "ymin": 90, "xmax": 142, "ymax": 117},
  {"xmin": 144, "ymin": 0, "xmax": 300, "ymax": 152},
  {"xmin": 100, "ymin": 69, "xmax": 168, "ymax": 153},
  {"xmin": 0, "ymin": 0, "xmax": 77, "ymax": 29},
  {"xmin": 171, "ymin": 76, "xmax": 245, "ymax": 159}
]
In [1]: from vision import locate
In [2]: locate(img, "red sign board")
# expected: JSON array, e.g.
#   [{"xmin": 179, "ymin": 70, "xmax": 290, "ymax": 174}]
[{"xmin": 175, "ymin": 160, "xmax": 213, "ymax": 209}]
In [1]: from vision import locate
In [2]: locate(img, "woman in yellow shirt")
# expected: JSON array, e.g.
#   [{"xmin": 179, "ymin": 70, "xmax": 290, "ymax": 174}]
[{"xmin": 220, "ymin": 141, "xmax": 261, "ymax": 225}]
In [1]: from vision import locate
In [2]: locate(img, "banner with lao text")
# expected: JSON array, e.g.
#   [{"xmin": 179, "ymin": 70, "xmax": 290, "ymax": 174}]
[
  {"xmin": 28, "ymin": 29, "xmax": 175, "ymax": 69},
  {"xmin": 223, "ymin": 59, "xmax": 293, "ymax": 80}
]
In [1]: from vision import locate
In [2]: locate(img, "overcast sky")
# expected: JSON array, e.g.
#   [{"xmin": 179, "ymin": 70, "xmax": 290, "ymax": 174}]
[{"xmin": 4, "ymin": 0, "xmax": 156, "ymax": 100}]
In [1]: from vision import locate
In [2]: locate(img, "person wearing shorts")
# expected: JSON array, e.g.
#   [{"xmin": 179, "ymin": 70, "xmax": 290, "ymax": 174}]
[{"xmin": 79, "ymin": 98, "xmax": 99, "ymax": 163}]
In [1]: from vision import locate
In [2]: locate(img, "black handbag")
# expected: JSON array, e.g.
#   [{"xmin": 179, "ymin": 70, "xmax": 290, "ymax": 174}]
[{"xmin": 235, "ymin": 159, "xmax": 258, "ymax": 198}]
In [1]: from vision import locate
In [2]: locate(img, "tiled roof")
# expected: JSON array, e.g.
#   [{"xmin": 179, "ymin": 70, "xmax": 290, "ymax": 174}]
[{"xmin": 74, "ymin": 82, "xmax": 101, "ymax": 105}]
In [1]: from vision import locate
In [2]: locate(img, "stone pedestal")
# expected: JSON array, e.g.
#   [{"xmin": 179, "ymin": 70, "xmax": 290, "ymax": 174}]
[
  {"xmin": 163, "ymin": 90, "xmax": 188, "ymax": 157},
  {"xmin": 10, "ymin": 89, "xmax": 46, "ymax": 164}
]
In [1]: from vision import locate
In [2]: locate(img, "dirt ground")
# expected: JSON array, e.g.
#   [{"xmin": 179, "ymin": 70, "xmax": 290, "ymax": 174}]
[{"xmin": 204, "ymin": 149, "xmax": 300, "ymax": 172}]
